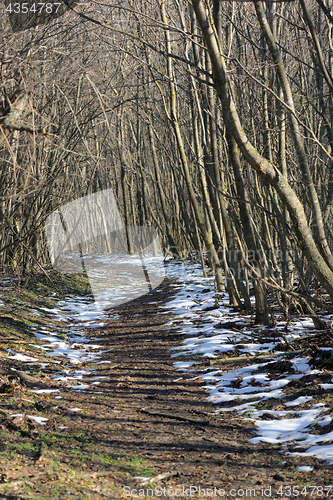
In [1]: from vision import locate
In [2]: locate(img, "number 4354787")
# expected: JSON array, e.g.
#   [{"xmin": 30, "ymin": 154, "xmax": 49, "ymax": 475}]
[
  {"xmin": 277, "ymin": 485, "xmax": 333, "ymax": 496},
  {"xmin": 5, "ymin": 3, "xmax": 61, "ymax": 14}
]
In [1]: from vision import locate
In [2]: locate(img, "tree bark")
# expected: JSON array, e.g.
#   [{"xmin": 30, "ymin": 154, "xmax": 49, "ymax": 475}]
[{"xmin": 191, "ymin": 0, "xmax": 333, "ymax": 301}]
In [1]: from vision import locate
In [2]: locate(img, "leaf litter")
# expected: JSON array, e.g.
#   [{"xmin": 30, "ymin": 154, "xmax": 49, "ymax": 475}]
[
  {"xmin": 0, "ymin": 263, "xmax": 332, "ymax": 498},
  {"xmin": 163, "ymin": 260, "xmax": 333, "ymax": 468}
]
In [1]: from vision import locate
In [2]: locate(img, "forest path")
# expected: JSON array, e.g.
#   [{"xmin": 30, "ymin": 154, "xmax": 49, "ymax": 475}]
[{"xmin": 0, "ymin": 280, "xmax": 328, "ymax": 499}]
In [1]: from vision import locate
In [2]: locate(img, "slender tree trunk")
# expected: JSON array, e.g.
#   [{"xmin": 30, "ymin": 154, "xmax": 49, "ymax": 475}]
[
  {"xmin": 160, "ymin": 2, "xmax": 225, "ymax": 291},
  {"xmin": 255, "ymin": 1, "xmax": 333, "ymax": 271},
  {"xmin": 191, "ymin": 0, "xmax": 333, "ymax": 301}
]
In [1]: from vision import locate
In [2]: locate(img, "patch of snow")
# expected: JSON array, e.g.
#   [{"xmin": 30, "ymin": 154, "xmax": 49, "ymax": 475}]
[
  {"xmin": 289, "ymin": 444, "xmax": 333, "ymax": 465},
  {"xmin": 7, "ymin": 350, "xmax": 38, "ymax": 362},
  {"xmin": 174, "ymin": 361, "xmax": 197, "ymax": 368},
  {"xmin": 28, "ymin": 415, "xmax": 48, "ymax": 425},
  {"xmin": 297, "ymin": 466, "xmax": 313, "ymax": 472},
  {"xmin": 162, "ymin": 259, "xmax": 333, "ymax": 468},
  {"xmin": 285, "ymin": 396, "xmax": 313, "ymax": 407},
  {"xmin": 67, "ymin": 383, "xmax": 90, "ymax": 390},
  {"xmin": 31, "ymin": 389, "xmax": 60, "ymax": 394}
]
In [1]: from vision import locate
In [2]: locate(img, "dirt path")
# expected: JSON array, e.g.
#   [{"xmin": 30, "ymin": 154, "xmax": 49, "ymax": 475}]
[{"xmin": 0, "ymin": 280, "xmax": 331, "ymax": 499}]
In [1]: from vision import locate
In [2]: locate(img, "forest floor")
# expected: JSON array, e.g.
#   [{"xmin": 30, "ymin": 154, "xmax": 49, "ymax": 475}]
[{"xmin": 0, "ymin": 273, "xmax": 332, "ymax": 499}]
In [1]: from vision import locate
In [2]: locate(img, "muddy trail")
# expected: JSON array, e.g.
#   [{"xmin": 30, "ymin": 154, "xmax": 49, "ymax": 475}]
[{"xmin": 0, "ymin": 279, "xmax": 332, "ymax": 499}]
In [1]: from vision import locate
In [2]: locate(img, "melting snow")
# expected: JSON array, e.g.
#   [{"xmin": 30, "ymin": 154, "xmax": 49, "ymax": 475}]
[
  {"xmin": 297, "ymin": 466, "xmax": 313, "ymax": 472},
  {"xmin": 289, "ymin": 444, "xmax": 333, "ymax": 465},
  {"xmin": 28, "ymin": 415, "xmax": 48, "ymax": 425},
  {"xmin": 285, "ymin": 396, "xmax": 313, "ymax": 407},
  {"xmin": 163, "ymin": 259, "xmax": 333, "ymax": 467},
  {"xmin": 31, "ymin": 389, "xmax": 60, "ymax": 394},
  {"xmin": 4, "ymin": 259, "xmax": 332, "ymax": 468},
  {"xmin": 174, "ymin": 361, "xmax": 197, "ymax": 369},
  {"xmin": 7, "ymin": 350, "xmax": 38, "ymax": 362}
]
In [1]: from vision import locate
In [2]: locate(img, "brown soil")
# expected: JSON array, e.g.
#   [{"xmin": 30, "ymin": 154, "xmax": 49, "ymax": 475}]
[{"xmin": 0, "ymin": 280, "xmax": 332, "ymax": 499}]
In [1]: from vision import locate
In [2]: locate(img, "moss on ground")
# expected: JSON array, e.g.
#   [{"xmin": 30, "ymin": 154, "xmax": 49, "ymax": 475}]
[{"xmin": 0, "ymin": 271, "xmax": 155, "ymax": 499}]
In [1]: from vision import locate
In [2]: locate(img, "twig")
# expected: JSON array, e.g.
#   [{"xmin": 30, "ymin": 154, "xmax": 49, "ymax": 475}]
[
  {"xmin": 139, "ymin": 470, "xmax": 180, "ymax": 486},
  {"xmin": 209, "ymin": 349, "xmax": 307, "ymax": 365},
  {"xmin": 233, "ymin": 231, "xmax": 333, "ymax": 314},
  {"xmin": 140, "ymin": 407, "xmax": 209, "ymax": 425},
  {"xmin": 191, "ymin": 408, "xmax": 215, "ymax": 417},
  {"xmin": 281, "ymin": 334, "xmax": 295, "ymax": 351}
]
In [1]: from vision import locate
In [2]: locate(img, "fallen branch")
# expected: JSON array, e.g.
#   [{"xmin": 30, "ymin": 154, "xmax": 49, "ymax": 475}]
[
  {"xmin": 0, "ymin": 479, "xmax": 35, "ymax": 490},
  {"xmin": 209, "ymin": 349, "xmax": 307, "ymax": 365},
  {"xmin": 281, "ymin": 334, "xmax": 295, "ymax": 351},
  {"xmin": 191, "ymin": 408, "xmax": 216, "ymax": 417},
  {"xmin": 0, "ymin": 473, "xmax": 58, "ymax": 489},
  {"xmin": 1, "ymin": 417, "xmax": 32, "ymax": 438},
  {"xmin": 140, "ymin": 407, "xmax": 209, "ymax": 425},
  {"xmin": 0, "ymin": 368, "xmax": 42, "ymax": 385},
  {"xmin": 139, "ymin": 471, "xmax": 180, "ymax": 486}
]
